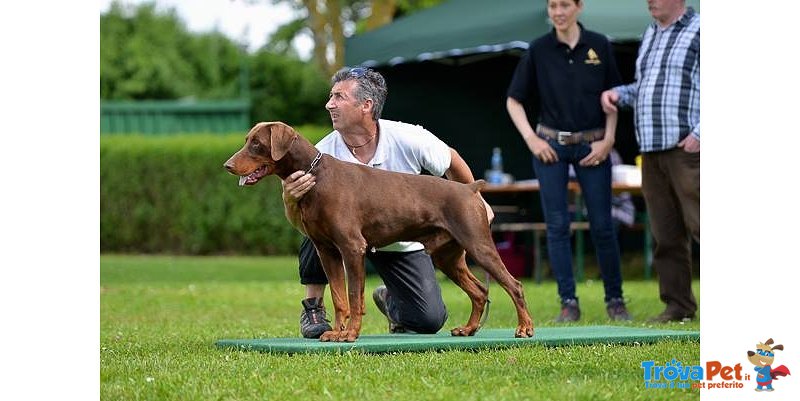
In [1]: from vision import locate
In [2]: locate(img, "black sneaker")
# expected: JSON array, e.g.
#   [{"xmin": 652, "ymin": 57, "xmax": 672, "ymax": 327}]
[
  {"xmin": 555, "ymin": 298, "xmax": 581, "ymax": 322},
  {"xmin": 300, "ymin": 297, "xmax": 332, "ymax": 339},
  {"xmin": 606, "ymin": 297, "xmax": 632, "ymax": 321},
  {"xmin": 372, "ymin": 285, "xmax": 406, "ymax": 333}
]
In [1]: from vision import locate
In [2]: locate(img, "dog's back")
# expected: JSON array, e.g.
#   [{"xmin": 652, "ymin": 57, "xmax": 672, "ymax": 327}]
[{"xmin": 298, "ymin": 154, "xmax": 488, "ymax": 250}]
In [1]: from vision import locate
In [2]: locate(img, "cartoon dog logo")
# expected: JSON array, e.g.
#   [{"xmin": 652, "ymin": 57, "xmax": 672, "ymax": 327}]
[{"xmin": 747, "ymin": 338, "xmax": 791, "ymax": 391}]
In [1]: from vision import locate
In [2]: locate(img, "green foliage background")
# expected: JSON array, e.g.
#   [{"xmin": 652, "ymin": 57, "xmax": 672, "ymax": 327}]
[
  {"xmin": 98, "ymin": 1, "xmax": 460, "ymax": 254},
  {"xmin": 100, "ymin": 126, "xmax": 330, "ymax": 255},
  {"xmin": 100, "ymin": 2, "xmax": 331, "ymax": 126},
  {"xmin": 249, "ymin": 51, "xmax": 331, "ymax": 126}
]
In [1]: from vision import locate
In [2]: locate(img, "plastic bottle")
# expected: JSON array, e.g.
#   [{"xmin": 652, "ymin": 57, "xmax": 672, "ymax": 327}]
[
  {"xmin": 489, "ymin": 147, "xmax": 503, "ymax": 184},
  {"xmin": 491, "ymin": 147, "xmax": 503, "ymax": 172}
]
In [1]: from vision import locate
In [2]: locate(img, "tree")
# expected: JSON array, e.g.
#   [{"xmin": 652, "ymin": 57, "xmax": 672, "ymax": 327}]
[
  {"xmin": 249, "ymin": 50, "xmax": 330, "ymax": 126},
  {"xmin": 100, "ymin": 1, "xmax": 446, "ymax": 123},
  {"xmin": 100, "ymin": 1, "xmax": 244, "ymax": 100},
  {"xmin": 101, "ymin": 1, "xmax": 330, "ymax": 125},
  {"xmin": 264, "ymin": 0, "xmax": 445, "ymax": 77}
]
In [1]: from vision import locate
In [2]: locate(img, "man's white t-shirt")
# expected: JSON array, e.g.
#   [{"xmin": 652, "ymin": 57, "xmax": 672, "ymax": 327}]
[{"xmin": 315, "ymin": 119, "xmax": 452, "ymax": 252}]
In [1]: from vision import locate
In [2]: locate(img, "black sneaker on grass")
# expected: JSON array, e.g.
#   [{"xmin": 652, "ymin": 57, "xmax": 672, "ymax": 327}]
[
  {"xmin": 606, "ymin": 297, "xmax": 632, "ymax": 321},
  {"xmin": 555, "ymin": 298, "xmax": 581, "ymax": 323},
  {"xmin": 300, "ymin": 297, "xmax": 332, "ymax": 339}
]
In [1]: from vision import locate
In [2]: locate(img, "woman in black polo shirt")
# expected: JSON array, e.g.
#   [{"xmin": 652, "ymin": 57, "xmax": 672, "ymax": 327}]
[{"xmin": 506, "ymin": 0, "xmax": 630, "ymax": 322}]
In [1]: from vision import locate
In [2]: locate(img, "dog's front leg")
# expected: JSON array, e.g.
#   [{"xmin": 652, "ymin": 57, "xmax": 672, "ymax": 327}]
[
  {"xmin": 338, "ymin": 248, "xmax": 367, "ymax": 342},
  {"xmin": 315, "ymin": 246, "xmax": 350, "ymax": 342}
]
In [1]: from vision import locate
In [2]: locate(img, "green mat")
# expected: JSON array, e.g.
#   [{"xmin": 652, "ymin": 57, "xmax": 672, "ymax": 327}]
[{"xmin": 215, "ymin": 326, "xmax": 699, "ymax": 354}]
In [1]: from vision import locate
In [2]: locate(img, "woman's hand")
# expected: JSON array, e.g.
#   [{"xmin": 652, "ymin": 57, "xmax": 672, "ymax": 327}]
[
  {"xmin": 579, "ymin": 137, "xmax": 614, "ymax": 167},
  {"xmin": 525, "ymin": 135, "xmax": 558, "ymax": 164}
]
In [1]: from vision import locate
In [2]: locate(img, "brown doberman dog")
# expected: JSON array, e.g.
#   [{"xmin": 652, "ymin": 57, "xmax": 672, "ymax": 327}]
[{"xmin": 224, "ymin": 121, "xmax": 534, "ymax": 342}]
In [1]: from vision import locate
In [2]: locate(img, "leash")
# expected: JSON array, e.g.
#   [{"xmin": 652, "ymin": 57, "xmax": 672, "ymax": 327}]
[{"xmin": 306, "ymin": 152, "xmax": 322, "ymax": 174}]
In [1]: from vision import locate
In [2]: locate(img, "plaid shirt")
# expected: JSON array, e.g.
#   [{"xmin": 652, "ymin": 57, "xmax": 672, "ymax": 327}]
[{"xmin": 615, "ymin": 8, "xmax": 700, "ymax": 152}]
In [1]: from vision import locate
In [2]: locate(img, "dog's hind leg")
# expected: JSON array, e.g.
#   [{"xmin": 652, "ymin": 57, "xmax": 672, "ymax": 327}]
[
  {"xmin": 430, "ymin": 241, "xmax": 488, "ymax": 336},
  {"xmin": 445, "ymin": 202, "xmax": 534, "ymax": 337},
  {"xmin": 465, "ymin": 238, "xmax": 534, "ymax": 338}
]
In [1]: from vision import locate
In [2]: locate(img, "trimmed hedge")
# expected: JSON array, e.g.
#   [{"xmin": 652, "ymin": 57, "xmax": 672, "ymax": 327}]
[{"xmin": 100, "ymin": 126, "xmax": 330, "ymax": 255}]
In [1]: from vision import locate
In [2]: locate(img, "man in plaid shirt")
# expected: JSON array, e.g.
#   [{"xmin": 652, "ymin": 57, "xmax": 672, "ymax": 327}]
[{"xmin": 601, "ymin": 0, "xmax": 699, "ymax": 323}]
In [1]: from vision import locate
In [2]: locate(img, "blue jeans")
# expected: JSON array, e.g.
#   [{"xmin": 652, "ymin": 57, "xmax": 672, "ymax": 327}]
[{"xmin": 532, "ymin": 138, "xmax": 623, "ymax": 303}]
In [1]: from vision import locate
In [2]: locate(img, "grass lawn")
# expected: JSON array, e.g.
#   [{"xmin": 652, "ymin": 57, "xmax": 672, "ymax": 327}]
[{"xmin": 100, "ymin": 254, "xmax": 699, "ymax": 401}]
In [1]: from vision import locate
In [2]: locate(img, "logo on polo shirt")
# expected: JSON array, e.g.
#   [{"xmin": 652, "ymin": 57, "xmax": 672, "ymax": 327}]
[{"xmin": 585, "ymin": 48, "xmax": 601, "ymax": 65}]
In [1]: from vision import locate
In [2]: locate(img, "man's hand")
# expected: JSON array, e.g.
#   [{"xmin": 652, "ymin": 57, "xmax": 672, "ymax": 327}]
[
  {"xmin": 600, "ymin": 89, "xmax": 619, "ymax": 114},
  {"xmin": 282, "ymin": 170, "xmax": 316, "ymax": 202},
  {"xmin": 678, "ymin": 135, "xmax": 700, "ymax": 153},
  {"xmin": 281, "ymin": 170, "xmax": 316, "ymax": 235}
]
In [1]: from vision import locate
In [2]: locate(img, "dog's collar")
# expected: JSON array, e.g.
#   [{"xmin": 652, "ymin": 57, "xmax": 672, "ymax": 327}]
[{"xmin": 306, "ymin": 152, "xmax": 322, "ymax": 174}]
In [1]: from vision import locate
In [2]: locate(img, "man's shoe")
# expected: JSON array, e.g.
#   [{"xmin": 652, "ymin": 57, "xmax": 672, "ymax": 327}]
[
  {"xmin": 372, "ymin": 285, "xmax": 406, "ymax": 333},
  {"xmin": 648, "ymin": 308, "xmax": 695, "ymax": 323},
  {"xmin": 300, "ymin": 297, "xmax": 332, "ymax": 339},
  {"xmin": 606, "ymin": 297, "xmax": 632, "ymax": 321},
  {"xmin": 555, "ymin": 298, "xmax": 581, "ymax": 322}
]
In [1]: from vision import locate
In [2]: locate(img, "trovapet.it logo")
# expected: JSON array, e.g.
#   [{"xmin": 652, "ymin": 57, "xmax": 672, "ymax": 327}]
[
  {"xmin": 642, "ymin": 337, "xmax": 792, "ymax": 392},
  {"xmin": 641, "ymin": 359, "xmax": 747, "ymax": 390}
]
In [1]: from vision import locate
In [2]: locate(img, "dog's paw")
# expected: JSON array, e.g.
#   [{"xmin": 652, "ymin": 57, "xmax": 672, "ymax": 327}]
[
  {"xmin": 319, "ymin": 330, "xmax": 340, "ymax": 342},
  {"xmin": 450, "ymin": 326, "xmax": 478, "ymax": 336},
  {"xmin": 514, "ymin": 326, "xmax": 534, "ymax": 338},
  {"xmin": 335, "ymin": 330, "xmax": 359, "ymax": 342}
]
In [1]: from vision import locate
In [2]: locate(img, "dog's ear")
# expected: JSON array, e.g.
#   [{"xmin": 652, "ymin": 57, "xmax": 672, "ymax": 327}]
[
  {"xmin": 249, "ymin": 122, "xmax": 270, "ymax": 149},
  {"xmin": 772, "ymin": 344, "xmax": 784, "ymax": 351},
  {"xmin": 268, "ymin": 122, "xmax": 296, "ymax": 161}
]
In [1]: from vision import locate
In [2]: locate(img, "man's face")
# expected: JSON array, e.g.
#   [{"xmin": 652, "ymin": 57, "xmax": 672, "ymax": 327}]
[
  {"xmin": 325, "ymin": 80, "xmax": 366, "ymax": 132},
  {"xmin": 647, "ymin": 0, "xmax": 684, "ymax": 24}
]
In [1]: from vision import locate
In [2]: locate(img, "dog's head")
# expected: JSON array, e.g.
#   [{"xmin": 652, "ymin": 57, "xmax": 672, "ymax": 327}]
[
  {"xmin": 747, "ymin": 338, "xmax": 784, "ymax": 367},
  {"xmin": 223, "ymin": 121, "xmax": 297, "ymax": 186}
]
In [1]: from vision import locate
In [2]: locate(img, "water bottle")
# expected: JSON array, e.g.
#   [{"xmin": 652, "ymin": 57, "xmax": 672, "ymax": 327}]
[
  {"xmin": 488, "ymin": 147, "xmax": 503, "ymax": 184},
  {"xmin": 491, "ymin": 147, "xmax": 503, "ymax": 172}
]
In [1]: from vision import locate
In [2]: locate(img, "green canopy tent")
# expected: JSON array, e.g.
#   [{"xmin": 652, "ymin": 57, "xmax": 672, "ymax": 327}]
[{"xmin": 345, "ymin": 0, "xmax": 700, "ymax": 180}]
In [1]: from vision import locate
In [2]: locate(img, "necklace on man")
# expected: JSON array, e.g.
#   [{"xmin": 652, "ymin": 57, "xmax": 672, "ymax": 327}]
[{"xmin": 342, "ymin": 134, "xmax": 376, "ymax": 156}]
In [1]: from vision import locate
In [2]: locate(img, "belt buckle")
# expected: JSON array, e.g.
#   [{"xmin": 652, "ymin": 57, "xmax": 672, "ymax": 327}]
[{"xmin": 557, "ymin": 131, "xmax": 571, "ymax": 145}]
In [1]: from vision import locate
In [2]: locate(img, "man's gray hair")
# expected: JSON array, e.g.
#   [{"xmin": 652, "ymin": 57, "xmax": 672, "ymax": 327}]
[{"xmin": 331, "ymin": 67, "xmax": 387, "ymax": 121}]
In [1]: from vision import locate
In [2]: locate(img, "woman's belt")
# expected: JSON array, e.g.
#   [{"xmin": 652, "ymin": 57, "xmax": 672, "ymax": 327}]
[{"xmin": 536, "ymin": 124, "xmax": 605, "ymax": 145}]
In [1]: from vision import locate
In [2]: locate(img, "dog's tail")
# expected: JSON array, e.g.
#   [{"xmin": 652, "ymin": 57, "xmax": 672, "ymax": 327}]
[{"xmin": 468, "ymin": 179, "xmax": 486, "ymax": 193}]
